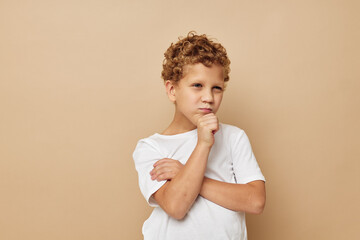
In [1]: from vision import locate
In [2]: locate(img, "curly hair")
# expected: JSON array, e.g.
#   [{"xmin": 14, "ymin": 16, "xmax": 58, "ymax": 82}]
[{"xmin": 161, "ymin": 31, "xmax": 231, "ymax": 84}]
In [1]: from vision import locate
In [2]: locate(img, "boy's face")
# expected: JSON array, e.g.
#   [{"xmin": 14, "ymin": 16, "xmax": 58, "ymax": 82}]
[{"xmin": 167, "ymin": 63, "xmax": 225, "ymax": 130}]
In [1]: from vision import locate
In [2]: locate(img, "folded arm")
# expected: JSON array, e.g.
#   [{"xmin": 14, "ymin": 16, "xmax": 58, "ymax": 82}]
[
  {"xmin": 201, "ymin": 178, "xmax": 265, "ymax": 214},
  {"xmin": 150, "ymin": 113, "xmax": 220, "ymax": 220},
  {"xmin": 152, "ymin": 143, "xmax": 211, "ymax": 220},
  {"xmin": 151, "ymin": 159, "xmax": 266, "ymax": 214}
]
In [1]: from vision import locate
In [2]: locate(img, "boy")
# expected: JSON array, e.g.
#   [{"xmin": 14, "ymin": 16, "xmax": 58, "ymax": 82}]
[{"xmin": 133, "ymin": 32, "xmax": 266, "ymax": 240}]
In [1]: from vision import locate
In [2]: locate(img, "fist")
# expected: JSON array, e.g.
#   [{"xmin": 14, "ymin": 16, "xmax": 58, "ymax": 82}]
[{"xmin": 196, "ymin": 113, "xmax": 219, "ymax": 147}]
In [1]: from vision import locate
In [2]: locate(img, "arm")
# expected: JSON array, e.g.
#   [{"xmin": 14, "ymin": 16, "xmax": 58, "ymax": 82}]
[
  {"xmin": 153, "ymin": 143, "xmax": 211, "ymax": 220},
  {"xmin": 152, "ymin": 113, "xmax": 218, "ymax": 220},
  {"xmin": 151, "ymin": 161, "xmax": 266, "ymax": 214},
  {"xmin": 200, "ymin": 178, "xmax": 266, "ymax": 214}
]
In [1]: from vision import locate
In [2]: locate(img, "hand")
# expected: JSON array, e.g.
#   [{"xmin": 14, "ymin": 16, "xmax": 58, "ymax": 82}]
[
  {"xmin": 150, "ymin": 158, "xmax": 184, "ymax": 181},
  {"xmin": 196, "ymin": 113, "xmax": 219, "ymax": 147}
]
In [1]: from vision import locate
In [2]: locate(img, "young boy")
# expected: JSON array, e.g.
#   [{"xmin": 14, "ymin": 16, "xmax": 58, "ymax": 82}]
[{"xmin": 133, "ymin": 32, "xmax": 266, "ymax": 240}]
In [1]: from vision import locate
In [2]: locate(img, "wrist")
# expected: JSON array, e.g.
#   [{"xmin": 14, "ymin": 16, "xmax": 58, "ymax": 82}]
[{"xmin": 196, "ymin": 141, "xmax": 213, "ymax": 150}]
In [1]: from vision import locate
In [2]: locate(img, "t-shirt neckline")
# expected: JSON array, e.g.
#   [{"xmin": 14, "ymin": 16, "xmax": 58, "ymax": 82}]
[
  {"xmin": 153, "ymin": 128, "xmax": 198, "ymax": 139},
  {"xmin": 153, "ymin": 123, "xmax": 223, "ymax": 139}
]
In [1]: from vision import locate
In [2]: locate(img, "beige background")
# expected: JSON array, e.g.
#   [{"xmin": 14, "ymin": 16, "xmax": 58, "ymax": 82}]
[{"xmin": 1, "ymin": 0, "xmax": 359, "ymax": 239}]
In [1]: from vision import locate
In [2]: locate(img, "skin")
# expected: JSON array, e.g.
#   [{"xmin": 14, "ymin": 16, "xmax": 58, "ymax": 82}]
[{"xmin": 151, "ymin": 63, "xmax": 266, "ymax": 219}]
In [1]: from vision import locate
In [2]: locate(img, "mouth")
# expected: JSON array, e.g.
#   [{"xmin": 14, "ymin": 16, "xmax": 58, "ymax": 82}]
[{"xmin": 199, "ymin": 108, "xmax": 213, "ymax": 113}]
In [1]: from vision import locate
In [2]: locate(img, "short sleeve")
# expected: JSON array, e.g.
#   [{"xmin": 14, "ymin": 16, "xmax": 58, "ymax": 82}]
[
  {"xmin": 231, "ymin": 129, "xmax": 266, "ymax": 184},
  {"xmin": 133, "ymin": 139, "xmax": 167, "ymax": 207}
]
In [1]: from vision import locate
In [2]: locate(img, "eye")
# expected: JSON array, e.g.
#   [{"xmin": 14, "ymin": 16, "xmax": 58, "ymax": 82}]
[
  {"xmin": 193, "ymin": 83, "xmax": 202, "ymax": 88},
  {"xmin": 213, "ymin": 86, "xmax": 223, "ymax": 91}
]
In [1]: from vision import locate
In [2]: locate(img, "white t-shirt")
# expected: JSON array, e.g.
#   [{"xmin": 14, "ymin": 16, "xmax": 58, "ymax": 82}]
[{"xmin": 133, "ymin": 123, "xmax": 265, "ymax": 240}]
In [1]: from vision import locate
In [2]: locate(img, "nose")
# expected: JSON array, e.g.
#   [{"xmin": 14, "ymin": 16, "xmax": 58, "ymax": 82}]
[{"xmin": 201, "ymin": 89, "xmax": 214, "ymax": 103}]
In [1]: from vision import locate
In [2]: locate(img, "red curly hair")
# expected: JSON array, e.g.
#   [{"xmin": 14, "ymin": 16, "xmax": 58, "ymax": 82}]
[{"xmin": 161, "ymin": 31, "xmax": 231, "ymax": 84}]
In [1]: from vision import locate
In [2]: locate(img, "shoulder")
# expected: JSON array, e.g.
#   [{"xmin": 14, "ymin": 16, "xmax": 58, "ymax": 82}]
[
  {"xmin": 132, "ymin": 135, "xmax": 166, "ymax": 168},
  {"xmin": 218, "ymin": 123, "xmax": 253, "ymax": 149},
  {"xmin": 219, "ymin": 123, "xmax": 245, "ymax": 138},
  {"xmin": 133, "ymin": 134, "xmax": 162, "ymax": 156},
  {"xmin": 216, "ymin": 123, "xmax": 248, "ymax": 150}
]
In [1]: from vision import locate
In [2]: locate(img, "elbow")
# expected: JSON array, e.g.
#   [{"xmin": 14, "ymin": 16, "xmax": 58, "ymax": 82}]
[
  {"xmin": 166, "ymin": 201, "xmax": 189, "ymax": 220},
  {"xmin": 156, "ymin": 189, "xmax": 190, "ymax": 220},
  {"xmin": 252, "ymin": 201, "xmax": 265, "ymax": 215},
  {"xmin": 168, "ymin": 206, "xmax": 187, "ymax": 220},
  {"xmin": 170, "ymin": 210, "xmax": 187, "ymax": 220},
  {"xmin": 251, "ymin": 195, "xmax": 266, "ymax": 215}
]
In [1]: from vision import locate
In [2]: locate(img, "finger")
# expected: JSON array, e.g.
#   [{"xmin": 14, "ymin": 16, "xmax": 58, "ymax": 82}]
[
  {"xmin": 196, "ymin": 114, "xmax": 215, "ymax": 125},
  {"xmin": 151, "ymin": 162, "xmax": 183, "ymax": 180},
  {"xmin": 199, "ymin": 121, "xmax": 219, "ymax": 132},
  {"xmin": 201, "ymin": 114, "xmax": 218, "ymax": 121},
  {"xmin": 156, "ymin": 172, "xmax": 176, "ymax": 181},
  {"xmin": 153, "ymin": 158, "xmax": 168, "ymax": 167},
  {"xmin": 200, "ymin": 112, "xmax": 216, "ymax": 119},
  {"xmin": 201, "ymin": 121, "xmax": 219, "ymax": 129},
  {"xmin": 202, "ymin": 116, "xmax": 219, "ymax": 125},
  {"xmin": 150, "ymin": 166, "xmax": 171, "ymax": 180},
  {"xmin": 153, "ymin": 164, "xmax": 179, "ymax": 175},
  {"xmin": 199, "ymin": 115, "xmax": 215, "ymax": 121},
  {"xmin": 153, "ymin": 158, "xmax": 178, "ymax": 167},
  {"xmin": 153, "ymin": 162, "xmax": 176, "ymax": 171},
  {"xmin": 198, "ymin": 117, "xmax": 218, "ymax": 126}
]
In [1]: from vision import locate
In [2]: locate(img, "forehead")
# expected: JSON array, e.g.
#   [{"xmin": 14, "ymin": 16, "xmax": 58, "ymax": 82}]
[{"xmin": 181, "ymin": 63, "xmax": 225, "ymax": 84}]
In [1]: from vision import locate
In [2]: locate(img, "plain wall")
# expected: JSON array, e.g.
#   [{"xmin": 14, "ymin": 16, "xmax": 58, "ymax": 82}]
[{"xmin": 1, "ymin": 0, "xmax": 359, "ymax": 239}]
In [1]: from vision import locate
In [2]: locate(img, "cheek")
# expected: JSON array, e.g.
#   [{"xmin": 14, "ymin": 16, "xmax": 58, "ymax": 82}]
[
  {"xmin": 218, "ymin": 95, "xmax": 224, "ymax": 103},
  {"xmin": 191, "ymin": 95, "xmax": 200, "ymax": 103},
  {"xmin": 215, "ymin": 93, "xmax": 223, "ymax": 101},
  {"xmin": 183, "ymin": 93, "xmax": 198, "ymax": 104},
  {"xmin": 214, "ymin": 94, "xmax": 223, "ymax": 108}
]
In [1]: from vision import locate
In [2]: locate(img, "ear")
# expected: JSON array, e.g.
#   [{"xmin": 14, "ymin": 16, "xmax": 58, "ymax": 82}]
[{"xmin": 165, "ymin": 80, "xmax": 177, "ymax": 103}]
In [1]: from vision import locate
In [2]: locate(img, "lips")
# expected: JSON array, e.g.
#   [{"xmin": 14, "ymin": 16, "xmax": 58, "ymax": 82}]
[{"xmin": 199, "ymin": 108, "xmax": 213, "ymax": 113}]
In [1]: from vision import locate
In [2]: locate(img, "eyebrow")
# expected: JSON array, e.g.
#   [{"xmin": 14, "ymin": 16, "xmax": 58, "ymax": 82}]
[{"xmin": 189, "ymin": 79, "xmax": 224, "ymax": 85}]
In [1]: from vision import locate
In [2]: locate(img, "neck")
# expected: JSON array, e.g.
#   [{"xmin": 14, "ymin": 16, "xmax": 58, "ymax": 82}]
[{"xmin": 161, "ymin": 111, "xmax": 196, "ymax": 135}]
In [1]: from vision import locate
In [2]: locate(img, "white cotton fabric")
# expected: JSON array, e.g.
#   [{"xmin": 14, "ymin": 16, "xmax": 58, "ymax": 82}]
[{"xmin": 133, "ymin": 123, "xmax": 265, "ymax": 240}]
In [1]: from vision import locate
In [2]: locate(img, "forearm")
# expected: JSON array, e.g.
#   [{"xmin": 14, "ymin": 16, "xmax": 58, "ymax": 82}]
[
  {"xmin": 154, "ymin": 143, "xmax": 211, "ymax": 219},
  {"xmin": 200, "ymin": 178, "xmax": 266, "ymax": 214}
]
